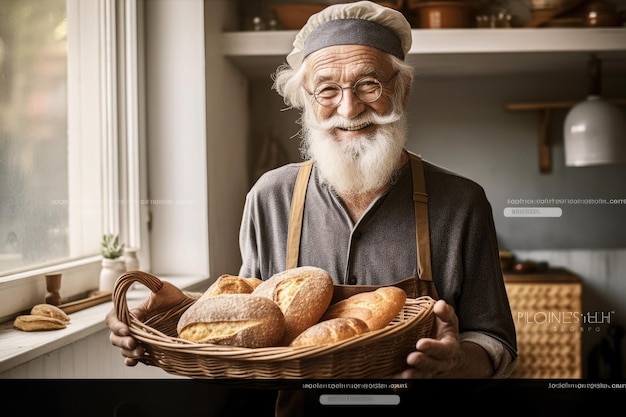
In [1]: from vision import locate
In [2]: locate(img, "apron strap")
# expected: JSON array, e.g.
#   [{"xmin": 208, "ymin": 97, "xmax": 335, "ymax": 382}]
[
  {"xmin": 407, "ymin": 151, "xmax": 433, "ymax": 282},
  {"xmin": 286, "ymin": 160, "xmax": 313, "ymax": 270}
]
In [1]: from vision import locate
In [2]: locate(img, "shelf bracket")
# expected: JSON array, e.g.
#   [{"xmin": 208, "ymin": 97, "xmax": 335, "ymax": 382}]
[{"xmin": 538, "ymin": 108, "xmax": 551, "ymax": 173}]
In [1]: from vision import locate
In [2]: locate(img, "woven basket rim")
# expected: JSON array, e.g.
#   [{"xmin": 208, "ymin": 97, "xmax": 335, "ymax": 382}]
[
  {"xmin": 113, "ymin": 270, "xmax": 436, "ymax": 377},
  {"xmin": 128, "ymin": 297, "xmax": 434, "ymax": 361}
]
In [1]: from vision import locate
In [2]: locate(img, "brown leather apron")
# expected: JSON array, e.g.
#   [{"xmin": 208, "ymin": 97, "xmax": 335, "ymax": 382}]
[
  {"xmin": 285, "ymin": 150, "xmax": 439, "ymax": 300},
  {"xmin": 275, "ymin": 151, "xmax": 438, "ymax": 417}
]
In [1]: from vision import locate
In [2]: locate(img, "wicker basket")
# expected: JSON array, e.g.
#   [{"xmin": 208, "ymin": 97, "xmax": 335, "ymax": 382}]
[
  {"xmin": 113, "ymin": 270, "xmax": 436, "ymax": 379},
  {"xmin": 504, "ymin": 274, "xmax": 582, "ymax": 378}
]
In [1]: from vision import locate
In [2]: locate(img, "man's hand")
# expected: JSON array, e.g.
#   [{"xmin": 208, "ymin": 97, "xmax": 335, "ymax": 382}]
[
  {"xmin": 400, "ymin": 299, "xmax": 494, "ymax": 378},
  {"xmin": 105, "ymin": 307, "xmax": 146, "ymax": 367},
  {"xmin": 105, "ymin": 279, "xmax": 200, "ymax": 367}
]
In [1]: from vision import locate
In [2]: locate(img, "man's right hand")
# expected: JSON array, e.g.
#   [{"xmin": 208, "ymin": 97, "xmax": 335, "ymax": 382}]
[
  {"xmin": 105, "ymin": 275, "xmax": 202, "ymax": 366},
  {"xmin": 105, "ymin": 307, "xmax": 145, "ymax": 367}
]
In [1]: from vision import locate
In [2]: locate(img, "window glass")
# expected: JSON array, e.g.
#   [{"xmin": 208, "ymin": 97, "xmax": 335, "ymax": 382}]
[{"xmin": 0, "ymin": 0, "xmax": 100, "ymax": 275}]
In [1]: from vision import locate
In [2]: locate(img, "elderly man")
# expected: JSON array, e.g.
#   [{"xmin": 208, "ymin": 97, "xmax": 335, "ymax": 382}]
[{"xmin": 107, "ymin": 0, "xmax": 516, "ymax": 387}]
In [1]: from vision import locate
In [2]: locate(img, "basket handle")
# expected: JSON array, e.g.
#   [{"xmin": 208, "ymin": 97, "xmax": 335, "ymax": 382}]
[{"xmin": 113, "ymin": 270, "xmax": 193, "ymax": 328}]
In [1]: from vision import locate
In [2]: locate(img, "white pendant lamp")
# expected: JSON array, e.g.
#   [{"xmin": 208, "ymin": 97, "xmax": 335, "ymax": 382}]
[{"xmin": 564, "ymin": 55, "xmax": 626, "ymax": 166}]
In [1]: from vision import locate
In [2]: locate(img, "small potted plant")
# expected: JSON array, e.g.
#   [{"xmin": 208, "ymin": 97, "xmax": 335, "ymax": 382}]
[{"xmin": 99, "ymin": 233, "xmax": 127, "ymax": 292}]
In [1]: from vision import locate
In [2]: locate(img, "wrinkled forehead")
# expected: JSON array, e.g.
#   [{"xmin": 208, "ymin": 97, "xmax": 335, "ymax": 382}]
[{"xmin": 304, "ymin": 44, "xmax": 394, "ymax": 83}]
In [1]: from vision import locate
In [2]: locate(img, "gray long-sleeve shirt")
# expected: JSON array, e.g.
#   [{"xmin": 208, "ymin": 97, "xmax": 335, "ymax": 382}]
[{"xmin": 239, "ymin": 157, "xmax": 517, "ymax": 376}]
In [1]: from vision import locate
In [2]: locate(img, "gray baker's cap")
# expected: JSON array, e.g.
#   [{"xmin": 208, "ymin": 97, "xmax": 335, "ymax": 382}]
[{"xmin": 286, "ymin": 1, "xmax": 412, "ymax": 69}]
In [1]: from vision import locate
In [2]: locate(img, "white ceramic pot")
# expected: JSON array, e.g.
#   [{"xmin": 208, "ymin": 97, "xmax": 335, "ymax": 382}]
[
  {"xmin": 564, "ymin": 95, "xmax": 626, "ymax": 166},
  {"xmin": 99, "ymin": 258, "xmax": 127, "ymax": 292},
  {"xmin": 124, "ymin": 248, "xmax": 140, "ymax": 271}
]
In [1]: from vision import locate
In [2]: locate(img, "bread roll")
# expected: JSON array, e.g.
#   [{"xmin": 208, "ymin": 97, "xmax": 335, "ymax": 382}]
[
  {"xmin": 14, "ymin": 315, "xmax": 67, "ymax": 331},
  {"xmin": 321, "ymin": 286, "xmax": 407, "ymax": 331},
  {"xmin": 201, "ymin": 274, "xmax": 263, "ymax": 299},
  {"xmin": 252, "ymin": 266, "xmax": 334, "ymax": 345},
  {"xmin": 177, "ymin": 294, "xmax": 284, "ymax": 347},
  {"xmin": 30, "ymin": 304, "xmax": 71, "ymax": 323},
  {"xmin": 289, "ymin": 317, "xmax": 370, "ymax": 348}
]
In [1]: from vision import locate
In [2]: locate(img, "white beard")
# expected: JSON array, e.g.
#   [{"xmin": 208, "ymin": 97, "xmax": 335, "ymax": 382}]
[{"xmin": 300, "ymin": 107, "xmax": 408, "ymax": 197}]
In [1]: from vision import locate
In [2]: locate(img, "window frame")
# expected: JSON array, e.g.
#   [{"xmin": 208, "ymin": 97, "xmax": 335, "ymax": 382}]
[{"xmin": 0, "ymin": 0, "xmax": 147, "ymax": 323}]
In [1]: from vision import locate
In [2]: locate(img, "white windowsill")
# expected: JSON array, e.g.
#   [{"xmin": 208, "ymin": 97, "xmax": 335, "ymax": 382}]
[{"xmin": 0, "ymin": 274, "xmax": 210, "ymax": 374}]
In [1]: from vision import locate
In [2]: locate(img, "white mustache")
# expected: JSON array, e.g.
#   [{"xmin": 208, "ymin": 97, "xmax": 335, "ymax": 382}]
[{"xmin": 307, "ymin": 110, "xmax": 403, "ymax": 133}]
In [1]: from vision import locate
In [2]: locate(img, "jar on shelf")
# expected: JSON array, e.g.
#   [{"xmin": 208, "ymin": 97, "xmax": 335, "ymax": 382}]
[
  {"xmin": 124, "ymin": 247, "xmax": 140, "ymax": 271},
  {"xmin": 99, "ymin": 258, "xmax": 127, "ymax": 292}
]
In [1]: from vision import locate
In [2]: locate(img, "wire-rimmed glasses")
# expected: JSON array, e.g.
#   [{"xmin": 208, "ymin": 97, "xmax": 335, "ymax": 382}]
[{"xmin": 307, "ymin": 71, "xmax": 399, "ymax": 108}]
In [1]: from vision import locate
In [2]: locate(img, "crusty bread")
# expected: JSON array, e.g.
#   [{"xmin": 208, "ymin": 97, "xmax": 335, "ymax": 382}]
[
  {"xmin": 321, "ymin": 286, "xmax": 407, "ymax": 331},
  {"xmin": 30, "ymin": 304, "xmax": 71, "ymax": 323},
  {"xmin": 14, "ymin": 315, "xmax": 67, "ymax": 331},
  {"xmin": 176, "ymin": 294, "xmax": 284, "ymax": 347},
  {"xmin": 200, "ymin": 274, "xmax": 263, "ymax": 299},
  {"xmin": 289, "ymin": 317, "xmax": 370, "ymax": 348},
  {"xmin": 252, "ymin": 266, "xmax": 334, "ymax": 345}
]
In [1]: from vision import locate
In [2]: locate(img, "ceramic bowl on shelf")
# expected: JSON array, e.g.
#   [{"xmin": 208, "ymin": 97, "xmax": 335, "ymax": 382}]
[
  {"xmin": 271, "ymin": 1, "xmax": 405, "ymax": 31},
  {"xmin": 409, "ymin": 1, "xmax": 478, "ymax": 28},
  {"xmin": 271, "ymin": 4, "xmax": 326, "ymax": 30},
  {"xmin": 375, "ymin": 0, "xmax": 405, "ymax": 10}
]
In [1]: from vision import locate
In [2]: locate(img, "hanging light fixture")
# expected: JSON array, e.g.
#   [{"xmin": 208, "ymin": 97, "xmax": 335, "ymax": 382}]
[{"xmin": 563, "ymin": 54, "xmax": 626, "ymax": 166}]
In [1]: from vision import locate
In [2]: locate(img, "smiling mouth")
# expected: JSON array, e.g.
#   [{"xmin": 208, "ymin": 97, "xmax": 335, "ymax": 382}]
[{"xmin": 337, "ymin": 122, "xmax": 372, "ymax": 132}]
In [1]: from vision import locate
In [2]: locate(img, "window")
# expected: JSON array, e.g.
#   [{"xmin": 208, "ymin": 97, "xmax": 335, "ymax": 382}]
[
  {"xmin": 0, "ymin": 0, "xmax": 145, "ymax": 321},
  {"xmin": 0, "ymin": 0, "xmax": 101, "ymax": 275}
]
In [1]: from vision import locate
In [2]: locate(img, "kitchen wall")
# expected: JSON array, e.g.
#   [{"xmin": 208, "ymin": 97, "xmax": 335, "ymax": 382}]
[{"xmin": 248, "ymin": 67, "xmax": 626, "ymax": 377}]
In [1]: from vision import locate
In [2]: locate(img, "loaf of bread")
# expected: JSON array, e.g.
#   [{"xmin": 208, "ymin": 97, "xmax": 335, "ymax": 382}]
[
  {"xmin": 321, "ymin": 286, "xmax": 407, "ymax": 331},
  {"xmin": 13, "ymin": 303, "xmax": 72, "ymax": 332},
  {"xmin": 289, "ymin": 317, "xmax": 370, "ymax": 348},
  {"xmin": 200, "ymin": 274, "xmax": 263, "ymax": 299},
  {"xmin": 177, "ymin": 294, "xmax": 284, "ymax": 347},
  {"xmin": 14, "ymin": 315, "xmax": 67, "ymax": 331},
  {"xmin": 30, "ymin": 303, "xmax": 71, "ymax": 323},
  {"xmin": 252, "ymin": 266, "xmax": 334, "ymax": 345}
]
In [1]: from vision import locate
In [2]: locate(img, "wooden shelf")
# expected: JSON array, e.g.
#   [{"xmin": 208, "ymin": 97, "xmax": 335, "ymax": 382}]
[{"xmin": 222, "ymin": 27, "xmax": 626, "ymax": 78}]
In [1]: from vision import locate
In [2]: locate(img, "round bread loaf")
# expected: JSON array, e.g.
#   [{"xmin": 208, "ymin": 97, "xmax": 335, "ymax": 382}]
[
  {"xmin": 177, "ymin": 294, "xmax": 284, "ymax": 347},
  {"xmin": 289, "ymin": 317, "xmax": 370, "ymax": 348},
  {"xmin": 252, "ymin": 266, "xmax": 334, "ymax": 345},
  {"xmin": 201, "ymin": 274, "xmax": 263, "ymax": 299},
  {"xmin": 321, "ymin": 286, "xmax": 407, "ymax": 331}
]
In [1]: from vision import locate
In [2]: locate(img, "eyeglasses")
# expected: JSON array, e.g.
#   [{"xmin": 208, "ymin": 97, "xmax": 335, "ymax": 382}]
[{"xmin": 306, "ymin": 71, "xmax": 399, "ymax": 108}]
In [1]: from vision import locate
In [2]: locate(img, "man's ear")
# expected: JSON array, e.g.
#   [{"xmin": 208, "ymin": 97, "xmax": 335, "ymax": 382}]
[{"xmin": 402, "ymin": 87, "xmax": 411, "ymax": 110}]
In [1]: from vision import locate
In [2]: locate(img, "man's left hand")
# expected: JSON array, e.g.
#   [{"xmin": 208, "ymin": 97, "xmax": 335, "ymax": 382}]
[{"xmin": 401, "ymin": 299, "xmax": 462, "ymax": 378}]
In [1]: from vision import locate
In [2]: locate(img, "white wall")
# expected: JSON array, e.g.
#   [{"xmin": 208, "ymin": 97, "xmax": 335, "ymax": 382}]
[
  {"xmin": 144, "ymin": 0, "xmax": 249, "ymax": 278},
  {"xmin": 204, "ymin": 0, "xmax": 251, "ymax": 278},
  {"xmin": 145, "ymin": 0, "xmax": 210, "ymax": 276}
]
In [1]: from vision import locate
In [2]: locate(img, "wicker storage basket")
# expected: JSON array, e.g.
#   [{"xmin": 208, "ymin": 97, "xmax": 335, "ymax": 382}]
[
  {"xmin": 504, "ymin": 272, "xmax": 582, "ymax": 378},
  {"xmin": 113, "ymin": 270, "xmax": 436, "ymax": 379}
]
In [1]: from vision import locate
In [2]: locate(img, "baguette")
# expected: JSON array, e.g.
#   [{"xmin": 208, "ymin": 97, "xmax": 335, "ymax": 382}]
[
  {"xmin": 289, "ymin": 317, "xmax": 370, "ymax": 348},
  {"xmin": 252, "ymin": 266, "xmax": 334, "ymax": 345},
  {"xmin": 177, "ymin": 294, "xmax": 284, "ymax": 347},
  {"xmin": 321, "ymin": 286, "xmax": 407, "ymax": 331},
  {"xmin": 200, "ymin": 274, "xmax": 263, "ymax": 299}
]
